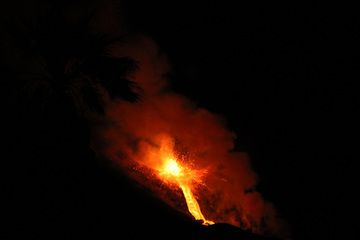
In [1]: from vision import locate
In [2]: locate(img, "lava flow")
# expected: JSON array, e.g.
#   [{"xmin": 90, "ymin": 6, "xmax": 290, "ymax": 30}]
[
  {"xmin": 94, "ymin": 36, "xmax": 287, "ymax": 237},
  {"xmin": 158, "ymin": 157, "xmax": 214, "ymax": 225}
]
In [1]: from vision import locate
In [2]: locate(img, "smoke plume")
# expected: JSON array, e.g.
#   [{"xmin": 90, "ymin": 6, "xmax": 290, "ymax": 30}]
[{"xmin": 92, "ymin": 34, "xmax": 286, "ymax": 237}]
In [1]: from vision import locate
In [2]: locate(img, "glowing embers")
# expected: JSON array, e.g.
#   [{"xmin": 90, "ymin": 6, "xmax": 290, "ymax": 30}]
[
  {"xmin": 158, "ymin": 157, "xmax": 214, "ymax": 225},
  {"xmin": 162, "ymin": 158, "xmax": 182, "ymax": 177}
]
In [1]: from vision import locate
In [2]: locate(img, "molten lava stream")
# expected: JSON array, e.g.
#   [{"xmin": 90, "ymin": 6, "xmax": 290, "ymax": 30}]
[{"xmin": 159, "ymin": 158, "xmax": 214, "ymax": 225}]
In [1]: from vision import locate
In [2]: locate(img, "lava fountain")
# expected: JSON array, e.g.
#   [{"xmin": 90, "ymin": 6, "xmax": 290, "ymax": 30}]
[
  {"xmin": 92, "ymin": 35, "xmax": 287, "ymax": 238},
  {"xmin": 158, "ymin": 155, "xmax": 214, "ymax": 225}
]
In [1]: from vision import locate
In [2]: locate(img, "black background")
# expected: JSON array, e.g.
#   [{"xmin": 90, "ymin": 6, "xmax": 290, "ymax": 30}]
[
  {"xmin": 126, "ymin": 1, "xmax": 358, "ymax": 238},
  {"xmin": 2, "ymin": 1, "xmax": 358, "ymax": 239}
]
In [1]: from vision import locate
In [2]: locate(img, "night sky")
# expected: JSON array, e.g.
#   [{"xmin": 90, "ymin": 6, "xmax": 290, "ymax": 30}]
[{"xmin": 1, "ymin": 1, "xmax": 358, "ymax": 239}]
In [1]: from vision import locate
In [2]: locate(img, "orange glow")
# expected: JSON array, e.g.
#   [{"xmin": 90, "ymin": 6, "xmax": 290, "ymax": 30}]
[
  {"xmin": 93, "ymin": 36, "xmax": 287, "ymax": 237},
  {"xmin": 158, "ymin": 157, "xmax": 214, "ymax": 225},
  {"xmin": 162, "ymin": 159, "xmax": 181, "ymax": 177}
]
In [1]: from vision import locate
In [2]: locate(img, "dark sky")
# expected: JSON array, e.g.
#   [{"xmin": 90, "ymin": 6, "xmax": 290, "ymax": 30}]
[
  {"xmin": 1, "ymin": 1, "xmax": 358, "ymax": 239},
  {"xmin": 124, "ymin": 2, "xmax": 358, "ymax": 238}
]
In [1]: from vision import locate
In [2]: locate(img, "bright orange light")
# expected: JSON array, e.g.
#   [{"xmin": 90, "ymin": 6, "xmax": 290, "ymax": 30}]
[
  {"xmin": 158, "ymin": 157, "xmax": 214, "ymax": 225},
  {"xmin": 163, "ymin": 159, "xmax": 182, "ymax": 177}
]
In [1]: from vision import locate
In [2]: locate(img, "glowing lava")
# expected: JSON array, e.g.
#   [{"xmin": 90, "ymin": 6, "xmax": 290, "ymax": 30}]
[
  {"xmin": 159, "ymin": 158, "xmax": 214, "ymax": 225},
  {"xmin": 164, "ymin": 159, "xmax": 181, "ymax": 177}
]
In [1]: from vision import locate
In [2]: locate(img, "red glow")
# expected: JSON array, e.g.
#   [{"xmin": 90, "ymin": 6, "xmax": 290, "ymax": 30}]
[{"xmin": 92, "ymin": 35, "xmax": 286, "ymax": 237}]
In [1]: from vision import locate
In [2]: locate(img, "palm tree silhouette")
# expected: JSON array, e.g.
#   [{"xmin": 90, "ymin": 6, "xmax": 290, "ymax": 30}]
[
  {"xmin": 2, "ymin": 0, "xmax": 138, "ymax": 119},
  {"xmin": 1, "ymin": 3, "xmax": 140, "ymax": 237}
]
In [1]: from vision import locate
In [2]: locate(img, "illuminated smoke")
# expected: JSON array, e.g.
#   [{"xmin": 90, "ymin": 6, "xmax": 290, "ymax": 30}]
[{"xmin": 92, "ymin": 34, "xmax": 286, "ymax": 237}]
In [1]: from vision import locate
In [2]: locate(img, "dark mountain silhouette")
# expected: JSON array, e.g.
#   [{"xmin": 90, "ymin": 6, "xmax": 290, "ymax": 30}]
[
  {"xmin": 1, "ymin": 1, "xmax": 283, "ymax": 239},
  {"xmin": 2, "ymin": 1, "xmax": 358, "ymax": 240}
]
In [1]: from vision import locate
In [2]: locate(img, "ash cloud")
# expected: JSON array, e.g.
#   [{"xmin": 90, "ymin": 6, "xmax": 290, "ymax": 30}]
[
  {"xmin": 0, "ymin": 0, "xmax": 287, "ymax": 237},
  {"xmin": 92, "ymin": 34, "xmax": 287, "ymax": 237}
]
